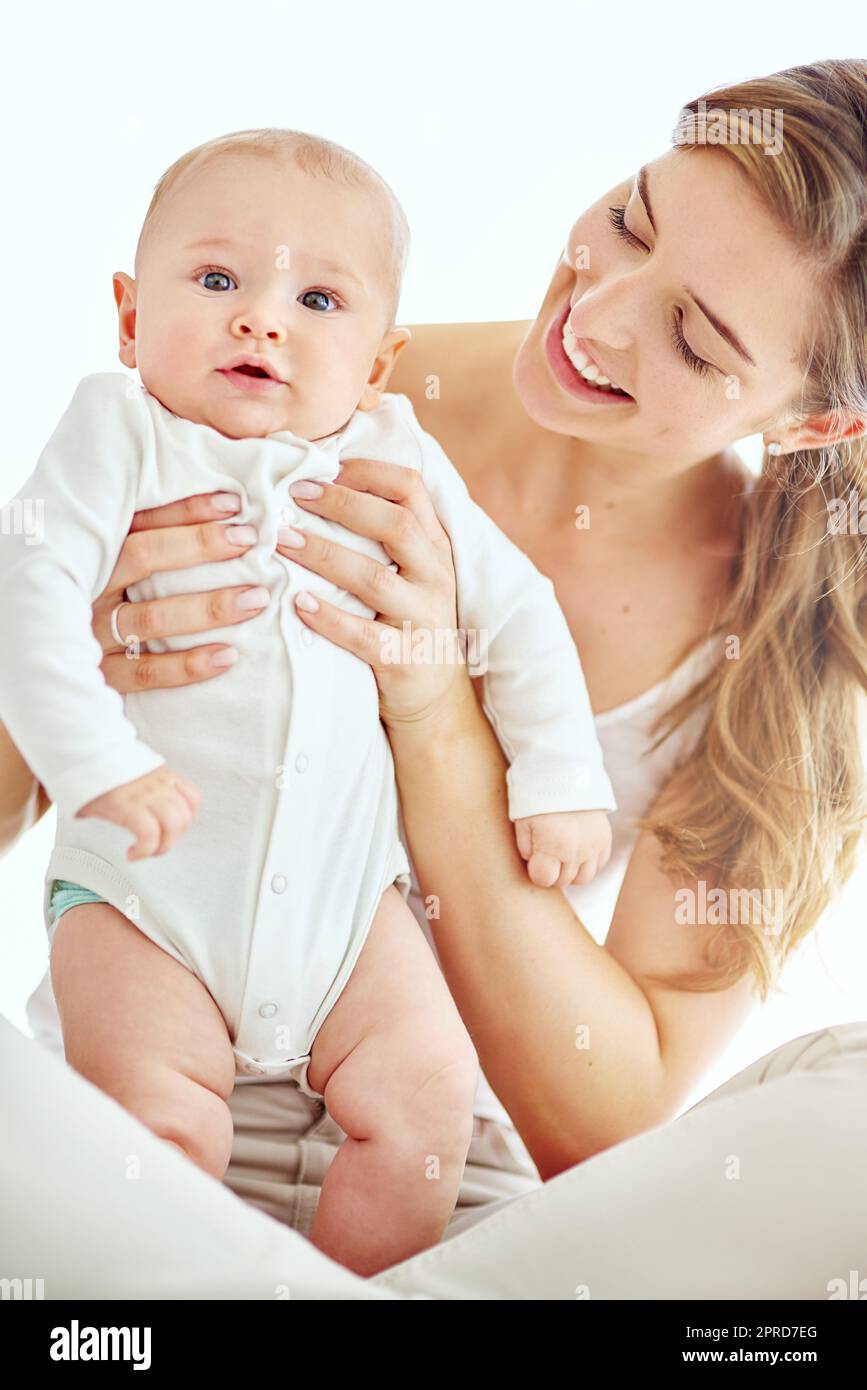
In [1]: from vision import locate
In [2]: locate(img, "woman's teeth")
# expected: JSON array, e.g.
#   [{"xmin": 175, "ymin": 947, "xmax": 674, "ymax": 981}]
[{"xmin": 562, "ymin": 325, "xmax": 628, "ymax": 395}]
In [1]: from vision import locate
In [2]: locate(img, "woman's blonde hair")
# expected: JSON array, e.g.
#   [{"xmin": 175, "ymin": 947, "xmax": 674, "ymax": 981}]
[{"xmin": 638, "ymin": 59, "xmax": 867, "ymax": 1001}]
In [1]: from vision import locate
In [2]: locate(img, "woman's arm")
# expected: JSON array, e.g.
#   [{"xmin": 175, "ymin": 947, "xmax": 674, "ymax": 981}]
[
  {"xmin": 384, "ymin": 678, "xmax": 756, "ymax": 1178},
  {"xmin": 0, "ymin": 490, "xmax": 266, "ymax": 850},
  {"xmin": 282, "ymin": 458, "xmax": 757, "ymax": 1179}
]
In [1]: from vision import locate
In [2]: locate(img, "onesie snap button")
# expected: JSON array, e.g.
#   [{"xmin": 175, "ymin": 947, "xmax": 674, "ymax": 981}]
[
  {"xmin": 258, "ymin": 1000, "xmax": 278, "ymax": 1018},
  {"xmin": 295, "ymin": 752, "xmax": 309, "ymax": 773},
  {"xmin": 270, "ymin": 873, "xmax": 288, "ymax": 894}
]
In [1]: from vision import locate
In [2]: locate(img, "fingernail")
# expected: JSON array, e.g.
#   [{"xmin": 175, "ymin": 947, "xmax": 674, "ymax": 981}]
[
  {"xmin": 277, "ymin": 526, "xmax": 306, "ymax": 548},
  {"xmin": 210, "ymin": 648, "xmax": 239, "ymax": 668},
  {"xmin": 226, "ymin": 524, "xmax": 258, "ymax": 545},
  {"xmin": 289, "ymin": 480, "xmax": 323, "ymax": 499},
  {"xmin": 237, "ymin": 586, "xmax": 270, "ymax": 610},
  {"xmin": 213, "ymin": 492, "xmax": 242, "ymax": 512},
  {"xmin": 295, "ymin": 591, "xmax": 319, "ymax": 612}
]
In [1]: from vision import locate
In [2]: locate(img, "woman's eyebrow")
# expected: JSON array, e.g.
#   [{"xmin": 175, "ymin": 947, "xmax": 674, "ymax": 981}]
[{"xmin": 636, "ymin": 165, "xmax": 758, "ymax": 370}]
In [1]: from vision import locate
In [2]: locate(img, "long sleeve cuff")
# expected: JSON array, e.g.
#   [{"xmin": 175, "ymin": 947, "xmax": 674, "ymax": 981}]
[
  {"xmin": 506, "ymin": 764, "xmax": 617, "ymax": 822},
  {"xmin": 48, "ymin": 743, "xmax": 166, "ymax": 819}
]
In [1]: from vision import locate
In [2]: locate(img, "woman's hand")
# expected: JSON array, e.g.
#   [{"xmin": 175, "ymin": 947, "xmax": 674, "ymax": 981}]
[
  {"xmin": 94, "ymin": 490, "xmax": 268, "ymax": 692},
  {"xmin": 278, "ymin": 459, "xmax": 466, "ymax": 724}
]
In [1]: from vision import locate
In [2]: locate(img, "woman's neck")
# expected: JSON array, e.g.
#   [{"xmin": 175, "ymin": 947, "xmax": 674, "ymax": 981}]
[{"xmin": 474, "ymin": 320, "xmax": 748, "ymax": 551}]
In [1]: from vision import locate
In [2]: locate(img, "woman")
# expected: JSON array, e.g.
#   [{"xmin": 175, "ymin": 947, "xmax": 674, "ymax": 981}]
[{"xmin": 3, "ymin": 59, "xmax": 867, "ymax": 1297}]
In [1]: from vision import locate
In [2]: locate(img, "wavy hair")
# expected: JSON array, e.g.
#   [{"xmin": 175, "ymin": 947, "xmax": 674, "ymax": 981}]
[{"xmin": 637, "ymin": 60, "xmax": 867, "ymax": 1000}]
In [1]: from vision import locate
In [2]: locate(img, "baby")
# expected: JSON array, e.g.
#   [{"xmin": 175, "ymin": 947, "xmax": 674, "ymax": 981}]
[{"xmin": 0, "ymin": 129, "xmax": 614, "ymax": 1275}]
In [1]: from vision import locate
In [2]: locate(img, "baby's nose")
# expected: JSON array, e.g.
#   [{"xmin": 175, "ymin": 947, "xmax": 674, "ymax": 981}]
[{"xmin": 231, "ymin": 313, "xmax": 286, "ymax": 344}]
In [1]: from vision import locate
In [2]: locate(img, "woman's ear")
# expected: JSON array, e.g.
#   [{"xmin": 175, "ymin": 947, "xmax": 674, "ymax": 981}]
[
  {"xmin": 357, "ymin": 327, "xmax": 413, "ymax": 411},
  {"xmin": 112, "ymin": 272, "xmax": 138, "ymax": 370},
  {"xmin": 772, "ymin": 409, "xmax": 867, "ymax": 454}
]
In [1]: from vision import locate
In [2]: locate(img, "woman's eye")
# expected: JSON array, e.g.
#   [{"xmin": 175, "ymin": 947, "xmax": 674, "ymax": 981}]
[
  {"xmin": 670, "ymin": 311, "xmax": 713, "ymax": 378},
  {"xmin": 607, "ymin": 206, "xmax": 715, "ymax": 379},
  {"xmin": 606, "ymin": 204, "xmax": 647, "ymax": 252},
  {"xmin": 299, "ymin": 289, "xmax": 338, "ymax": 312},
  {"xmin": 197, "ymin": 268, "xmax": 236, "ymax": 292}
]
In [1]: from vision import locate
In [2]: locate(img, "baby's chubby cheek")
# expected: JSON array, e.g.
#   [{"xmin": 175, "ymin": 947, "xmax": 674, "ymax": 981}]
[
  {"xmin": 292, "ymin": 359, "xmax": 383, "ymax": 440},
  {"xmin": 130, "ymin": 308, "xmax": 385, "ymax": 439},
  {"xmin": 132, "ymin": 331, "xmax": 203, "ymax": 421}
]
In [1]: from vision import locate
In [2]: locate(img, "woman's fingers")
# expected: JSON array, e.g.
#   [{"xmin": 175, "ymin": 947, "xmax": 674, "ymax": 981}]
[
  {"xmin": 284, "ymin": 461, "xmax": 466, "ymax": 724},
  {"xmin": 291, "ymin": 590, "xmax": 393, "ymax": 669},
  {"xmin": 288, "ymin": 458, "xmax": 451, "ymax": 567},
  {"xmin": 335, "ymin": 458, "xmax": 447, "ymax": 542},
  {"xmin": 286, "ymin": 472, "xmax": 443, "ymax": 582},
  {"xmin": 94, "ymin": 585, "xmax": 270, "ymax": 654},
  {"xmin": 129, "ymin": 490, "xmax": 242, "ymax": 533},
  {"xmin": 276, "ymin": 528, "xmax": 424, "ymax": 623},
  {"xmin": 100, "ymin": 644, "xmax": 240, "ymax": 694},
  {"xmin": 106, "ymin": 517, "xmax": 257, "ymax": 597},
  {"xmin": 291, "ymin": 591, "xmax": 456, "ymax": 725}
]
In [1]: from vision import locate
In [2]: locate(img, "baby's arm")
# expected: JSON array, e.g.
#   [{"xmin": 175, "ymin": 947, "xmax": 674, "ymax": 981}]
[
  {"xmin": 397, "ymin": 399, "xmax": 615, "ymax": 888},
  {"xmin": 0, "ymin": 374, "xmax": 196, "ymax": 858}
]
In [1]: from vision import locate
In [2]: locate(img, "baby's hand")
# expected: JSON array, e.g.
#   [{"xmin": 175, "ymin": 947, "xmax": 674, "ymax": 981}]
[
  {"xmin": 77, "ymin": 767, "xmax": 201, "ymax": 861},
  {"xmin": 514, "ymin": 810, "xmax": 612, "ymax": 889}
]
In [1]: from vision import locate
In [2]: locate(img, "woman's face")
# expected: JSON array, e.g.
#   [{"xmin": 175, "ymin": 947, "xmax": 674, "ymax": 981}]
[{"xmin": 513, "ymin": 147, "xmax": 814, "ymax": 474}]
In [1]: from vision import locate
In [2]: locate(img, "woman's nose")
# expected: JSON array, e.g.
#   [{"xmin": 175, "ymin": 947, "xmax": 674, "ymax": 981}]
[{"xmin": 230, "ymin": 312, "xmax": 287, "ymax": 344}]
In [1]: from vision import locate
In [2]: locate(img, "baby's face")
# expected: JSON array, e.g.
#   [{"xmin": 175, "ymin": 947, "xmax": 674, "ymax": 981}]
[{"xmin": 115, "ymin": 155, "xmax": 404, "ymax": 440}]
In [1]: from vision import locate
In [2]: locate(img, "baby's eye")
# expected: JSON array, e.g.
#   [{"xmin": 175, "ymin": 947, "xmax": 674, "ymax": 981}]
[
  {"xmin": 197, "ymin": 268, "xmax": 237, "ymax": 292},
  {"xmin": 299, "ymin": 289, "xmax": 338, "ymax": 312}
]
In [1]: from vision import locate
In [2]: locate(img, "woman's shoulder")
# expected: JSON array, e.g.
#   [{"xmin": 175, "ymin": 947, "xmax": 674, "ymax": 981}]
[
  {"xmin": 392, "ymin": 319, "xmax": 514, "ymax": 375},
  {"xmin": 389, "ymin": 321, "xmax": 527, "ymax": 467}
]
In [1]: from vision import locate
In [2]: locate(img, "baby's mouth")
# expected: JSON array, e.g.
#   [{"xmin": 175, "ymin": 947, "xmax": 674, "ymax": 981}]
[{"xmin": 217, "ymin": 362, "xmax": 287, "ymax": 394}]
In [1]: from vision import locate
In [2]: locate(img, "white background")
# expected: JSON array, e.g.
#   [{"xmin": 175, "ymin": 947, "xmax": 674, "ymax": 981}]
[{"xmin": 1, "ymin": 1, "xmax": 865, "ymax": 1106}]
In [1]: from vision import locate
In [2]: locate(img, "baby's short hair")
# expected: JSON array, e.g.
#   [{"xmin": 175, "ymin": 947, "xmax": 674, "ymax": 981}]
[{"xmin": 135, "ymin": 127, "xmax": 411, "ymax": 328}]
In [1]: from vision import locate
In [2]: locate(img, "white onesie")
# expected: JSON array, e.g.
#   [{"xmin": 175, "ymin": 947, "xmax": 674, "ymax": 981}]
[{"xmin": 0, "ymin": 373, "xmax": 616, "ymax": 1093}]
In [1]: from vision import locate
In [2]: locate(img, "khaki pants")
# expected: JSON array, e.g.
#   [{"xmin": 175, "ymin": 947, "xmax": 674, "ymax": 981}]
[
  {"xmin": 2, "ymin": 1017, "xmax": 866, "ymax": 1299},
  {"xmin": 223, "ymin": 1081, "xmax": 540, "ymax": 1240}
]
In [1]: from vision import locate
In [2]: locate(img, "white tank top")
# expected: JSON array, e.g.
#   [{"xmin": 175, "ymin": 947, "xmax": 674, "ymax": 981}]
[{"xmin": 561, "ymin": 631, "xmax": 722, "ymax": 940}]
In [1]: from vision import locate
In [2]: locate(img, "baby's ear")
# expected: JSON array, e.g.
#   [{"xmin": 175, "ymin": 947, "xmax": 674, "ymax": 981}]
[
  {"xmin": 113, "ymin": 272, "xmax": 138, "ymax": 370},
  {"xmin": 357, "ymin": 327, "xmax": 412, "ymax": 410}
]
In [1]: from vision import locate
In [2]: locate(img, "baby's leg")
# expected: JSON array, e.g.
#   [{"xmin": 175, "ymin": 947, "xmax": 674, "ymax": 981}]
[
  {"xmin": 50, "ymin": 904, "xmax": 237, "ymax": 1180},
  {"xmin": 306, "ymin": 885, "xmax": 479, "ymax": 1276}
]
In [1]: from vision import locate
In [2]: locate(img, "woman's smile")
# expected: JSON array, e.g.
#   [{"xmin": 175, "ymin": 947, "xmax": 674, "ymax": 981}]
[{"xmin": 544, "ymin": 296, "xmax": 636, "ymax": 407}]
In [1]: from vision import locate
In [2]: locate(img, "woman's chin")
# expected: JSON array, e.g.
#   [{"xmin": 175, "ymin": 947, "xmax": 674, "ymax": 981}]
[
  {"xmin": 511, "ymin": 333, "xmax": 586, "ymax": 435},
  {"xmin": 512, "ymin": 320, "xmax": 635, "ymax": 441}
]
